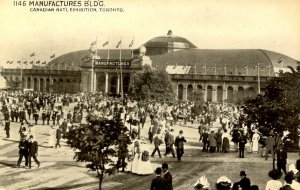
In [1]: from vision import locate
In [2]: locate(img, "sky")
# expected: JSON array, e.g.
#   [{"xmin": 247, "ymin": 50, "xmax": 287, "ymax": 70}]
[{"xmin": 0, "ymin": 0, "xmax": 300, "ymax": 68}]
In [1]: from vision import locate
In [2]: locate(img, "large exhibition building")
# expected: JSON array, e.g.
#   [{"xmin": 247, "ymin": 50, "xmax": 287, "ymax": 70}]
[{"xmin": 1, "ymin": 30, "xmax": 299, "ymax": 103}]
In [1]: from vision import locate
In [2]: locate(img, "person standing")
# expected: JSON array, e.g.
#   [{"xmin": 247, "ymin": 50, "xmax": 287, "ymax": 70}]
[
  {"xmin": 162, "ymin": 163, "xmax": 173, "ymax": 190},
  {"xmin": 208, "ymin": 130, "xmax": 217, "ymax": 153},
  {"xmin": 150, "ymin": 167, "xmax": 165, "ymax": 190},
  {"xmin": 215, "ymin": 129, "xmax": 223, "ymax": 153},
  {"xmin": 265, "ymin": 132, "xmax": 275, "ymax": 160},
  {"xmin": 202, "ymin": 129, "xmax": 209, "ymax": 152},
  {"xmin": 164, "ymin": 129, "xmax": 175, "ymax": 158},
  {"xmin": 28, "ymin": 135, "xmax": 40, "ymax": 169},
  {"xmin": 55, "ymin": 126, "xmax": 63, "ymax": 148},
  {"xmin": 175, "ymin": 130, "xmax": 187, "ymax": 161},
  {"xmin": 265, "ymin": 169, "xmax": 283, "ymax": 190},
  {"xmin": 17, "ymin": 137, "xmax": 29, "ymax": 168},
  {"xmin": 239, "ymin": 131, "xmax": 247, "ymax": 158},
  {"xmin": 41, "ymin": 110, "xmax": 46, "ymax": 125},
  {"xmin": 251, "ymin": 129, "xmax": 260, "ymax": 153},
  {"xmin": 151, "ymin": 134, "xmax": 162, "ymax": 158},
  {"xmin": 221, "ymin": 129, "xmax": 230, "ymax": 153},
  {"xmin": 33, "ymin": 110, "xmax": 39, "ymax": 125},
  {"xmin": 277, "ymin": 144, "xmax": 287, "ymax": 174},
  {"xmin": 4, "ymin": 120, "xmax": 10, "ymax": 138}
]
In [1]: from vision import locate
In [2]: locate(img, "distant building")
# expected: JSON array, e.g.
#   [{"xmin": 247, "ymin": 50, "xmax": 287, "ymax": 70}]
[{"xmin": 1, "ymin": 30, "xmax": 299, "ymax": 103}]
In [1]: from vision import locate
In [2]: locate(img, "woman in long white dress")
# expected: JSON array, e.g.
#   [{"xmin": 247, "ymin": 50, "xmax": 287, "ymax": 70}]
[
  {"xmin": 131, "ymin": 140, "xmax": 153, "ymax": 175},
  {"xmin": 252, "ymin": 130, "xmax": 260, "ymax": 153}
]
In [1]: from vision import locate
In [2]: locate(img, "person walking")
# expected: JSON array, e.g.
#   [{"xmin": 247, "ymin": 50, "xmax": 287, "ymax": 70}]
[
  {"xmin": 55, "ymin": 126, "xmax": 63, "ymax": 148},
  {"xmin": 265, "ymin": 132, "xmax": 275, "ymax": 160},
  {"xmin": 164, "ymin": 129, "xmax": 175, "ymax": 157},
  {"xmin": 33, "ymin": 110, "xmax": 39, "ymax": 125},
  {"xmin": 41, "ymin": 110, "xmax": 46, "ymax": 125},
  {"xmin": 277, "ymin": 144, "xmax": 287, "ymax": 174},
  {"xmin": 208, "ymin": 130, "xmax": 217, "ymax": 153},
  {"xmin": 150, "ymin": 167, "xmax": 165, "ymax": 190},
  {"xmin": 202, "ymin": 129, "xmax": 209, "ymax": 152},
  {"xmin": 4, "ymin": 120, "xmax": 10, "ymax": 138},
  {"xmin": 251, "ymin": 129, "xmax": 260, "ymax": 153},
  {"xmin": 151, "ymin": 134, "xmax": 162, "ymax": 158},
  {"xmin": 175, "ymin": 130, "xmax": 187, "ymax": 161},
  {"xmin": 28, "ymin": 135, "xmax": 40, "ymax": 169},
  {"xmin": 162, "ymin": 163, "xmax": 173, "ymax": 190},
  {"xmin": 17, "ymin": 137, "xmax": 29, "ymax": 168},
  {"xmin": 215, "ymin": 129, "xmax": 223, "ymax": 153}
]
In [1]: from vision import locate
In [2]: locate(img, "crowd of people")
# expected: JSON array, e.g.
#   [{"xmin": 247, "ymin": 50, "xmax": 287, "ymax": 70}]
[{"xmin": 0, "ymin": 90, "xmax": 299, "ymax": 189}]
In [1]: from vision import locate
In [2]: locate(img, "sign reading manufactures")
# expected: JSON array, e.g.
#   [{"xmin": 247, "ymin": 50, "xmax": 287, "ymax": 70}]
[{"xmin": 94, "ymin": 59, "xmax": 132, "ymax": 67}]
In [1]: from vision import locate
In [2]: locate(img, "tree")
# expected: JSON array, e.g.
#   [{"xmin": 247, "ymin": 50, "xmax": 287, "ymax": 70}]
[
  {"xmin": 64, "ymin": 114, "xmax": 131, "ymax": 190},
  {"xmin": 243, "ymin": 66, "xmax": 300, "ymax": 143},
  {"xmin": 6, "ymin": 79, "xmax": 22, "ymax": 90},
  {"xmin": 129, "ymin": 65, "xmax": 175, "ymax": 101}
]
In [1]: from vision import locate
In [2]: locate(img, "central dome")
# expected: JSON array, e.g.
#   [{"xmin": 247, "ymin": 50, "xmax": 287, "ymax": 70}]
[{"xmin": 143, "ymin": 30, "xmax": 197, "ymax": 56}]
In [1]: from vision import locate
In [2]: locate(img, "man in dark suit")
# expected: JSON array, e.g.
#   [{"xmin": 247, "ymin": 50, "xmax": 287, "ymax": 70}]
[
  {"xmin": 4, "ymin": 120, "xmax": 10, "ymax": 138},
  {"xmin": 162, "ymin": 163, "xmax": 173, "ymax": 190},
  {"xmin": 41, "ymin": 110, "xmax": 46, "ymax": 125},
  {"xmin": 277, "ymin": 144, "xmax": 287, "ymax": 174},
  {"xmin": 150, "ymin": 167, "xmax": 164, "ymax": 190},
  {"xmin": 28, "ymin": 135, "xmax": 40, "ymax": 169},
  {"xmin": 17, "ymin": 137, "xmax": 29, "ymax": 168},
  {"xmin": 151, "ymin": 134, "xmax": 162, "ymax": 158},
  {"xmin": 55, "ymin": 126, "xmax": 63, "ymax": 148},
  {"xmin": 175, "ymin": 130, "xmax": 187, "ymax": 161},
  {"xmin": 233, "ymin": 171, "xmax": 251, "ymax": 190},
  {"xmin": 239, "ymin": 131, "xmax": 247, "ymax": 158},
  {"xmin": 164, "ymin": 129, "xmax": 175, "ymax": 157}
]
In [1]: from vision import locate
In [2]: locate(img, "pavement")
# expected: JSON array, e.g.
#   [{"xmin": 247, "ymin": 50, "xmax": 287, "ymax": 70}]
[{"xmin": 0, "ymin": 103, "xmax": 299, "ymax": 190}]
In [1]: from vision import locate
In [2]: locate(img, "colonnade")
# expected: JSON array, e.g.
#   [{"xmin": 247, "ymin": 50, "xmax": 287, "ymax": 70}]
[{"xmin": 177, "ymin": 83, "xmax": 257, "ymax": 103}]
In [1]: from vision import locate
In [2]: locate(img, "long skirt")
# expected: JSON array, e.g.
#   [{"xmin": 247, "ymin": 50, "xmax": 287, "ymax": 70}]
[{"xmin": 222, "ymin": 137, "xmax": 230, "ymax": 152}]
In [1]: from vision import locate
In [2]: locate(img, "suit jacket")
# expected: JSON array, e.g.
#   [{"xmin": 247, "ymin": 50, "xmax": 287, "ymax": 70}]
[
  {"xmin": 163, "ymin": 171, "xmax": 173, "ymax": 190},
  {"xmin": 150, "ymin": 176, "xmax": 165, "ymax": 190},
  {"xmin": 28, "ymin": 141, "xmax": 38, "ymax": 155},
  {"xmin": 175, "ymin": 135, "xmax": 186, "ymax": 149}
]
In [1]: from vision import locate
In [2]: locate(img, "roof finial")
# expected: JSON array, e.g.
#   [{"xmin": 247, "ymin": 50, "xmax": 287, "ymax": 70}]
[{"xmin": 167, "ymin": 30, "xmax": 173, "ymax": 36}]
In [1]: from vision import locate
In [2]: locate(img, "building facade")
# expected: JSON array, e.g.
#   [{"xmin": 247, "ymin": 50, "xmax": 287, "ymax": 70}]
[{"xmin": 1, "ymin": 31, "xmax": 299, "ymax": 103}]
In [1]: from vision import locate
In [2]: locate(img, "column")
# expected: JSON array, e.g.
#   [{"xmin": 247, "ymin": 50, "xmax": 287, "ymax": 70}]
[
  {"xmin": 212, "ymin": 85, "xmax": 217, "ymax": 102},
  {"xmin": 31, "ymin": 76, "xmax": 34, "ymax": 90},
  {"xmin": 222, "ymin": 83, "xmax": 227, "ymax": 103},
  {"xmin": 93, "ymin": 72, "xmax": 97, "ymax": 92},
  {"xmin": 182, "ymin": 84, "xmax": 188, "ymax": 101},
  {"xmin": 24, "ymin": 77, "xmax": 28, "ymax": 89},
  {"xmin": 105, "ymin": 72, "xmax": 109, "ymax": 94},
  {"xmin": 44, "ymin": 77, "xmax": 47, "ymax": 92},
  {"xmin": 117, "ymin": 74, "xmax": 120, "ymax": 94},
  {"xmin": 202, "ymin": 85, "xmax": 207, "ymax": 102},
  {"xmin": 233, "ymin": 86, "xmax": 238, "ymax": 104}
]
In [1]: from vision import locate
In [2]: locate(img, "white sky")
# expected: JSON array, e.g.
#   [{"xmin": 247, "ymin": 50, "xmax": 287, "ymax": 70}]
[{"xmin": 0, "ymin": 0, "xmax": 299, "ymax": 67}]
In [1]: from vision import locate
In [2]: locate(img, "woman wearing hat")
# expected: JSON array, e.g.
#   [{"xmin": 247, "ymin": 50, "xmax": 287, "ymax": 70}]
[
  {"xmin": 216, "ymin": 176, "xmax": 232, "ymax": 190},
  {"xmin": 251, "ymin": 129, "xmax": 260, "ymax": 153},
  {"xmin": 265, "ymin": 169, "xmax": 283, "ymax": 190}
]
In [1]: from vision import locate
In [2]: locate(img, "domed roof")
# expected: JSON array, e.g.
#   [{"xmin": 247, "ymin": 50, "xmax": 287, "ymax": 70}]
[{"xmin": 143, "ymin": 30, "xmax": 197, "ymax": 55}]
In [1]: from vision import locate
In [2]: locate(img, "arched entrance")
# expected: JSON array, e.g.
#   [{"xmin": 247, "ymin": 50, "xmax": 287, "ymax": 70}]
[
  {"xmin": 178, "ymin": 84, "xmax": 183, "ymax": 100},
  {"xmin": 40, "ymin": 78, "xmax": 44, "ymax": 91},
  {"xmin": 110, "ymin": 76, "xmax": 117, "ymax": 94},
  {"xmin": 207, "ymin": 86, "xmax": 213, "ymax": 102},
  {"xmin": 123, "ymin": 76, "xmax": 130, "ymax": 94},
  {"xmin": 46, "ymin": 79, "xmax": 50, "ymax": 92},
  {"xmin": 187, "ymin": 85, "xmax": 193, "ymax": 101},
  {"xmin": 238, "ymin": 87, "xmax": 244, "ymax": 103},
  {"xmin": 33, "ymin": 78, "xmax": 38, "ymax": 91},
  {"xmin": 248, "ymin": 87, "xmax": 256, "ymax": 98},
  {"xmin": 27, "ymin": 78, "xmax": 31, "ymax": 89},
  {"xmin": 217, "ymin": 86, "xmax": 223, "ymax": 103},
  {"xmin": 227, "ymin": 86, "xmax": 234, "ymax": 103}
]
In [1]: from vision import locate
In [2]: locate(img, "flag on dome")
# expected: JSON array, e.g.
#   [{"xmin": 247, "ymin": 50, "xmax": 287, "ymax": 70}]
[
  {"xmin": 6, "ymin": 61, "xmax": 9, "ymax": 64},
  {"xmin": 89, "ymin": 40, "xmax": 97, "ymax": 53},
  {"xmin": 42, "ymin": 61, "xmax": 46, "ymax": 64},
  {"xmin": 91, "ymin": 41, "xmax": 97, "ymax": 46},
  {"xmin": 116, "ymin": 40, "xmax": 122, "ymax": 48},
  {"xmin": 23, "ymin": 61, "xmax": 27, "ymax": 64},
  {"xmin": 103, "ymin": 41, "xmax": 109, "ymax": 47},
  {"xmin": 30, "ymin": 52, "xmax": 35, "ymax": 57},
  {"xmin": 30, "ymin": 61, "xmax": 33, "ymax": 64},
  {"xmin": 129, "ymin": 39, "xmax": 134, "ymax": 47},
  {"xmin": 36, "ymin": 61, "xmax": 40, "ymax": 64},
  {"xmin": 17, "ymin": 61, "xmax": 21, "ymax": 64},
  {"xmin": 50, "ymin": 54, "xmax": 55, "ymax": 59}
]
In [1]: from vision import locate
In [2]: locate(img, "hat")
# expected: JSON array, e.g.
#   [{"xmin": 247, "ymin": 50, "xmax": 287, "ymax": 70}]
[
  {"xmin": 194, "ymin": 175, "xmax": 210, "ymax": 190},
  {"xmin": 240, "ymin": 171, "xmax": 246, "ymax": 176}
]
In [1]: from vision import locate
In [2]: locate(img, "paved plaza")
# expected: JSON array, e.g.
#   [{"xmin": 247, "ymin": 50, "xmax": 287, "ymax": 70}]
[{"xmin": 0, "ymin": 104, "xmax": 299, "ymax": 190}]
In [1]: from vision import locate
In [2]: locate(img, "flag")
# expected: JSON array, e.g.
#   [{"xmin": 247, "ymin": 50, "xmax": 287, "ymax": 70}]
[
  {"xmin": 36, "ymin": 61, "xmax": 40, "ymax": 64},
  {"xmin": 30, "ymin": 52, "xmax": 35, "ymax": 57},
  {"xmin": 30, "ymin": 61, "xmax": 33, "ymax": 64},
  {"xmin": 50, "ymin": 54, "xmax": 55, "ymax": 59},
  {"xmin": 17, "ymin": 61, "xmax": 21, "ymax": 64},
  {"xmin": 89, "ymin": 41, "xmax": 97, "ymax": 53},
  {"xmin": 23, "ymin": 61, "xmax": 27, "ymax": 64},
  {"xmin": 244, "ymin": 65, "xmax": 248, "ymax": 70},
  {"xmin": 6, "ymin": 61, "xmax": 9, "ymax": 64},
  {"xmin": 278, "ymin": 57, "xmax": 283, "ymax": 63},
  {"xmin": 129, "ymin": 39, "xmax": 134, "ymax": 47},
  {"xmin": 42, "ymin": 61, "xmax": 46, "ymax": 64},
  {"xmin": 10, "ymin": 61, "xmax": 13, "ymax": 64},
  {"xmin": 116, "ymin": 40, "xmax": 122, "ymax": 48},
  {"xmin": 102, "ymin": 41, "xmax": 109, "ymax": 47}
]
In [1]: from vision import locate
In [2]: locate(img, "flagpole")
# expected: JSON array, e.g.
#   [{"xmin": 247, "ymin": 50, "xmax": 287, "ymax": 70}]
[
  {"xmin": 107, "ymin": 38, "xmax": 110, "ymax": 59},
  {"xmin": 257, "ymin": 62, "xmax": 261, "ymax": 94},
  {"xmin": 131, "ymin": 36, "xmax": 134, "ymax": 58},
  {"xmin": 120, "ymin": 39, "xmax": 123, "ymax": 99}
]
